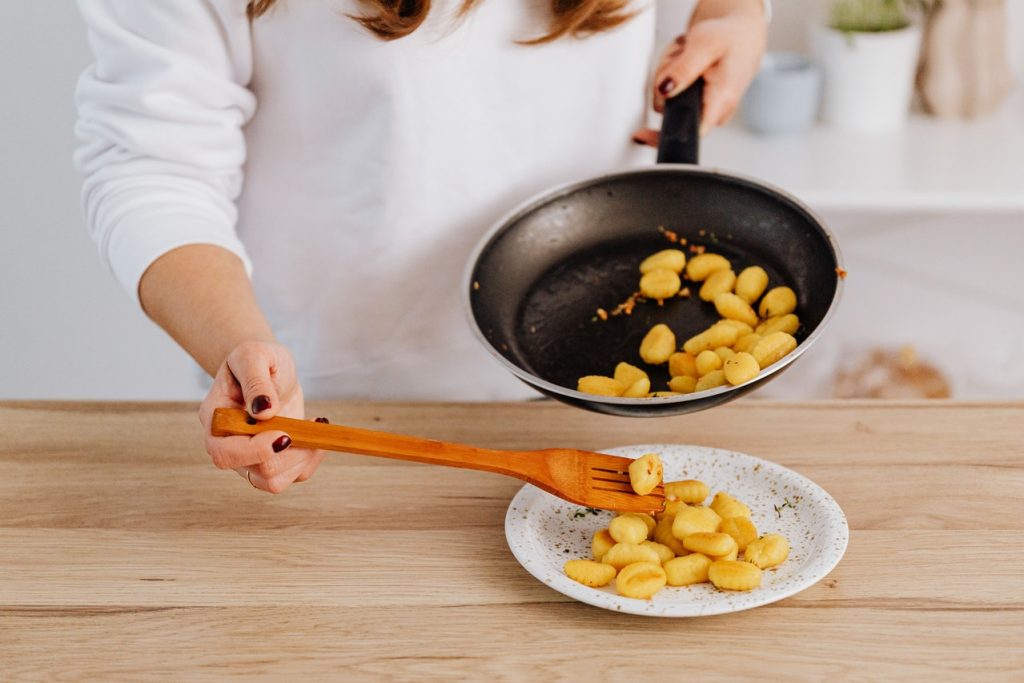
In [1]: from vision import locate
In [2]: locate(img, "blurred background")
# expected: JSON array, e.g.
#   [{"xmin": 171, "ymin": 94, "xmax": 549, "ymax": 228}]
[{"xmin": 1, "ymin": 1, "xmax": 1022, "ymax": 400}]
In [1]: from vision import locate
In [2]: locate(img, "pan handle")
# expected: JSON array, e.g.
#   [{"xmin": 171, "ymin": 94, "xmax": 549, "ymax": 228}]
[{"xmin": 656, "ymin": 77, "xmax": 703, "ymax": 165}]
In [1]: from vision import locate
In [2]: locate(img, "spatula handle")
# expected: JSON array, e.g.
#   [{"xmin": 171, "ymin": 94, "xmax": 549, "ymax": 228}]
[{"xmin": 211, "ymin": 408, "xmax": 540, "ymax": 479}]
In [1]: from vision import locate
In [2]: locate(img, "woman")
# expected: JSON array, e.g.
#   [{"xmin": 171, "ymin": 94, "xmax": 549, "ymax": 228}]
[{"xmin": 75, "ymin": 0, "xmax": 767, "ymax": 493}]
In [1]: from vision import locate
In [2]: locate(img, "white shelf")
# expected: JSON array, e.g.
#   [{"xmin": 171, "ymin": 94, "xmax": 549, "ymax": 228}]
[{"xmin": 701, "ymin": 88, "xmax": 1024, "ymax": 213}]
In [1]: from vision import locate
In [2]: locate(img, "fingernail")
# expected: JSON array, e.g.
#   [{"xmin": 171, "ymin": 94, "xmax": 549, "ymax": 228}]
[
  {"xmin": 632, "ymin": 136, "xmax": 645, "ymax": 145},
  {"xmin": 658, "ymin": 78, "xmax": 677, "ymax": 97},
  {"xmin": 251, "ymin": 395, "xmax": 271, "ymax": 414},
  {"xmin": 272, "ymin": 435, "xmax": 292, "ymax": 453},
  {"xmin": 674, "ymin": 34, "xmax": 686, "ymax": 46},
  {"xmin": 314, "ymin": 417, "xmax": 330, "ymax": 423}
]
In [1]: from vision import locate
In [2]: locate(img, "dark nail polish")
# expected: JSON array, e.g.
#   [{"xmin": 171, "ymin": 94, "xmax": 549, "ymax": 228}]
[
  {"xmin": 674, "ymin": 34, "xmax": 686, "ymax": 46},
  {"xmin": 314, "ymin": 417, "xmax": 330, "ymax": 424},
  {"xmin": 632, "ymin": 136, "xmax": 645, "ymax": 145},
  {"xmin": 658, "ymin": 79, "xmax": 677, "ymax": 96},
  {"xmin": 251, "ymin": 395, "xmax": 271, "ymax": 414},
  {"xmin": 245, "ymin": 415, "xmax": 257, "ymax": 425},
  {"xmin": 272, "ymin": 435, "xmax": 292, "ymax": 453}
]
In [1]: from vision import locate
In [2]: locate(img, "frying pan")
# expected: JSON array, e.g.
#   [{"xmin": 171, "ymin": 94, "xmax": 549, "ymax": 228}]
[{"xmin": 464, "ymin": 80, "xmax": 844, "ymax": 417}]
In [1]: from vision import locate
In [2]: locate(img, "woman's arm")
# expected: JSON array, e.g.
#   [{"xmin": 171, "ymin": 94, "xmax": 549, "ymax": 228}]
[
  {"xmin": 140, "ymin": 243, "xmax": 325, "ymax": 493},
  {"xmin": 75, "ymin": 1, "xmax": 322, "ymax": 492},
  {"xmin": 139, "ymin": 244, "xmax": 275, "ymax": 377}
]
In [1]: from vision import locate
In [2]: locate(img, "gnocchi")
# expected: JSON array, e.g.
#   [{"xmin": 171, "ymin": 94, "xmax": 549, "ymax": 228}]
[
  {"xmin": 564, "ymin": 559, "xmax": 617, "ymax": 587},
  {"xmin": 641, "ymin": 540, "xmax": 676, "ymax": 564},
  {"xmin": 640, "ymin": 268, "xmax": 682, "ymax": 300},
  {"xmin": 664, "ymin": 479, "xmax": 709, "ymax": 504},
  {"xmin": 683, "ymin": 324, "xmax": 740, "ymax": 356},
  {"xmin": 628, "ymin": 453, "xmax": 663, "ymax": 496},
  {"xmin": 576, "ymin": 376, "xmax": 625, "ymax": 396},
  {"xmin": 663, "ymin": 553, "xmax": 712, "ymax": 586},
  {"xmin": 714, "ymin": 292, "xmax": 759, "ymax": 328},
  {"xmin": 751, "ymin": 332, "xmax": 798, "ymax": 369},
  {"xmin": 608, "ymin": 514, "xmax": 649, "ymax": 544},
  {"xmin": 699, "ymin": 268, "xmax": 736, "ymax": 302},
  {"xmin": 671, "ymin": 505, "xmax": 722, "ymax": 539},
  {"xmin": 601, "ymin": 542, "xmax": 661, "ymax": 571},
  {"xmin": 618, "ymin": 512, "xmax": 656, "ymax": 538},
  {"xmin": 715, "ymin": 546, "xmax": 739, "ymax": 562},
  {"xmin": 733, "ymin": 332, "xmax": 761, "ymax": 353},
  {"xmin": 759, "ymin": 286, "xmax": 797, "ymax": 319},
  {"xmin": 653, "ymin": 514, "xmax": 689, "ymax": 555},
  {"xmin": 658, "ymin": 499, "xmax": 689, "ymax": 519},
  {"xmin": 735, "ymin": 266, "xmax": 769, "ymax": 304},
  {"xmin": 613, "ymin": 362, "xmax": 648, "ymax": 387},
  {"xmin": 723, "ymin": 352, "xmax": 760, "ymax": 386},
  {"xmin": 563, "ymin": 470, "xmax": 793, "ymax": 600},
  {"xmin": 621, "ymin": 377, "xmax": 651, "ymax": 398},
  {"xmin": 756, "ymin": 313, "xmax": 800, "ymax": 337},
  {"xmin": 668, "ymin": 352, "xmax": 698, "ymax": 378},
  {"xmin": 639, "ymin": 324, "xmax": 676, "ymax": 365},
  {"xmin": 667, "ymin": 375, "xmax": 697, "ymax": 394},
  {"xmin": 695, "ymin": 349, "xmax": 723, "ymax": 376},
  {"xmin": 744, "ymin": 533, "xmax": 791, "ymax": 569},
  {"xmin": 615, "ymin": 561, "xmax": 667, "ymax": 599},
  {"xmin": 710, "ymin": 492, "xmax": 752, "ymax": 520},
  {"xmin": 683, "ymin": 532, "xmax": 738, "ymax": 558},
  {"xmin": 695, "ymin": 370, "xmax": 726, "ymax": 392},
  {"xmin": 592, "ymin": 529, "xmax": 616, "ymax": 560},
  {"xmin": 577, "ymin": 238, "xmax": 808, "ymax": 402},
  {"xmin": 719, "ymin": 516, "xmax": 758, "ymax": 552},
  {"xmin": 715, "ymin": 319, "xmax": 754, "ymax": 337},
  {"xmin": 709, "ymin": 560, "xmax": 762, "ymax": 591},
  {"xmin": 640, "ymin": 249, "xmax": 686, "ymax": 274},
  {"xmin": 685, "ymin": 253, "xmax": 731, "ymax": 282},
  {"xmin": 714, "ymin": 347, "xmax": 736, "ymax": 363}
]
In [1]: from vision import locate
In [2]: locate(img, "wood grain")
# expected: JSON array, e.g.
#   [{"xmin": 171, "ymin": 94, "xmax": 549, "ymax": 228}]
[{"xmin": 1, "ymin": 400, "xmax": 1022, "ymax": 681}]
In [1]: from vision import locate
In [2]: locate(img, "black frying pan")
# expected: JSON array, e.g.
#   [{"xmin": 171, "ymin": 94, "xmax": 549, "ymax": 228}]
[{"xmin": 464, "ymin": 80, "xmax": 844, "ymax": 417}]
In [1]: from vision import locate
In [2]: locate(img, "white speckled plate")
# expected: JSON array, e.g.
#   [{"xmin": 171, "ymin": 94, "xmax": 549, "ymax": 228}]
[{"xmin": 505, "ymin": 444, "xmax": 848, "ymax": 617}]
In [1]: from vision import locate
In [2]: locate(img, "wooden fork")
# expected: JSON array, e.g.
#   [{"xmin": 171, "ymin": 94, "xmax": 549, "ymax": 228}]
[{"xmin": 212, "ymin": 408, "xmax": 665, "ymax": 513}]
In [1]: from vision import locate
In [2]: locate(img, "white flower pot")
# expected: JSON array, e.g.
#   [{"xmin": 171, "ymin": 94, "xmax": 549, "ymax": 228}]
[{"xmin": 812, "ymin": 24, "xmax": 922, "ymax": 131}]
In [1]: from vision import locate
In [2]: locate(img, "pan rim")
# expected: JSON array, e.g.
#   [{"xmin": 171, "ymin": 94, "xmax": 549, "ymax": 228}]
[{"xmin": 462, "ymin": 164, "xmax": 846, "ymax": 406}]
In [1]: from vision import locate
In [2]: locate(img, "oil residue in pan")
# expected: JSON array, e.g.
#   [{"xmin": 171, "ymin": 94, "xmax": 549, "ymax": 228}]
[{"xmin": 513, "ymin": 236, "xmax": 800, "ymax": 392}]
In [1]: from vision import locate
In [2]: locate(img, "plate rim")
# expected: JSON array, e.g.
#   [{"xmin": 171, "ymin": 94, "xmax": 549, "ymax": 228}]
[{"xmin": 504, "ymin": 443, "xmax": 850, "ymax": 617}]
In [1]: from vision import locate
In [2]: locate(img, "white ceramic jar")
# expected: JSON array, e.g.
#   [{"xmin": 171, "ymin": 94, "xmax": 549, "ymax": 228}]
[{"xmin": 812, "ymin": 24, "xmax": 922, "ymax": 131}]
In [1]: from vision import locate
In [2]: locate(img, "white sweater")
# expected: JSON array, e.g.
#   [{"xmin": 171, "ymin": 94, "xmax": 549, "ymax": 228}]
[{"xmin": 75, "ymin": 0, "xmax": 707, "ymax": 400}]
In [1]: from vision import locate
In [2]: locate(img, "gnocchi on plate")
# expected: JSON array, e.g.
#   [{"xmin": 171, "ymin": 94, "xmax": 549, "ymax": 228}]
[{"xmin": 563, "ymin": 466, "xmax": 792, "ymax": 601}]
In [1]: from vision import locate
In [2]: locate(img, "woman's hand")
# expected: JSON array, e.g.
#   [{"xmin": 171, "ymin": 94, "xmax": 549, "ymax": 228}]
[
  {"xmin": 198, "ymin": 341, "xmax": 325, "ymax": 493},
  {"xmin": 634, "ymin": 0, "xmax": 767, "ymax": 146}
]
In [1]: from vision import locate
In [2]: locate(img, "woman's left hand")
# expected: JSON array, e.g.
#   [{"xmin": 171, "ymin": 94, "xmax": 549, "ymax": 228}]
[{"xmin": 633, "ymin": 0, "xmax": 767, "ymax": 146}]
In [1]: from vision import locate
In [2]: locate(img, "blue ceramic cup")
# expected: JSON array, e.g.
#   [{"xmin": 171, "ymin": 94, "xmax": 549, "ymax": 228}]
[{"xmin": 741, "ymin": 52, "xmax": 823, "ymax": 135}]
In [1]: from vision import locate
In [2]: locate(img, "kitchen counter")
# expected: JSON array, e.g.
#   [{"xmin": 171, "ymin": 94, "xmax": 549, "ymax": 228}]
[
  {"xmin": 703, "ymin": 88, "xmax": 1024, "ymax": 213},
  {"xmin": 1, "ymin": 400, "xmax": 1022, "ymax": 680}
]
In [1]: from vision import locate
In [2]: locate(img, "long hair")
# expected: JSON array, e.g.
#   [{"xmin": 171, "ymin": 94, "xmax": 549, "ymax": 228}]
[{"xmin": 246, "ymin": 0, "xmax": 634, "ymax": 44}]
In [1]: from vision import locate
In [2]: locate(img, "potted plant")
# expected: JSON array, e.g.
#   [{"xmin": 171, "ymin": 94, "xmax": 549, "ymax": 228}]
[{"xmin": 812, "ymin": 0, "xmax": 924, "ymax": 130}]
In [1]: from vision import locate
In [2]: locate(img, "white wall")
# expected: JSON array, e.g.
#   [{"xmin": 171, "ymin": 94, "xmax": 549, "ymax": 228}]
[
  {"xmin": 0, "ymin": 2, "xmax": 1021, "ymax": 400},
  {"xmin": 0, "ymin": 4, "xmax": 205, "ymax": 399}
]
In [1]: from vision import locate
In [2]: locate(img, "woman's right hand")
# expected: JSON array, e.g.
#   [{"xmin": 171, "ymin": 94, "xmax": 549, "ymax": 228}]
[{"xmin": 198, "ymin": 341, "xmax": 325, "ymax": 493}]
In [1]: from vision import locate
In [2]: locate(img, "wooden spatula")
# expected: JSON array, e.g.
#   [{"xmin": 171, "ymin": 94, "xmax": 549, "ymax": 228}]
[{"xmin": 212, "ymin": 408, "xmax": 665, "ymax": 513}]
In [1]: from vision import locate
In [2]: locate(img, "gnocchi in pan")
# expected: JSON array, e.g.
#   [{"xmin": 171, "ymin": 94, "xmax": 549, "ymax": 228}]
[
  {"xmin": 577, "ymin": 238, "xmax": 807, "ymax": 399},
  {"xmin": 564, "ymin": 470, "xmax": 793, "ymax": 601}
]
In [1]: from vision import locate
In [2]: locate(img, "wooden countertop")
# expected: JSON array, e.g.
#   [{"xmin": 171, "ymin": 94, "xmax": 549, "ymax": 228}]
[{"xmin": 1, "ymin": 400, "xmax": 1022, "ymax": 680}]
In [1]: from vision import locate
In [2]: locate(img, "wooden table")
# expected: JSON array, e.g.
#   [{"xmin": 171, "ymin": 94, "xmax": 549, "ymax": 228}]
[{"xmin": 1, "ymin": 401, "xmax": 1022, "ymax": 680}]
